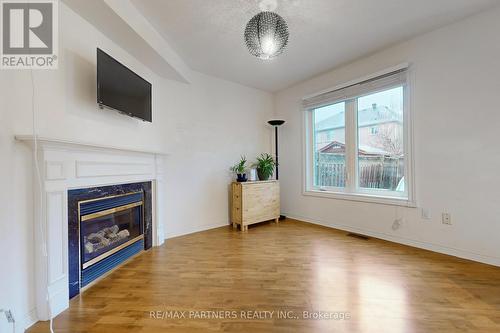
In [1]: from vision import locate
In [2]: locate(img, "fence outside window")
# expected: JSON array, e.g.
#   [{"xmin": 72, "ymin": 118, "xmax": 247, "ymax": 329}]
[{"xmin": 315, "ymin": 153, "xmax": 404, "ymax": 190}]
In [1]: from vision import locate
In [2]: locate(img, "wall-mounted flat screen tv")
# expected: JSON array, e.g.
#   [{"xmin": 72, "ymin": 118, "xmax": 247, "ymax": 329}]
[{"xmin": 97, "ymin": 48, "xmax": 152, "ymax": 122}]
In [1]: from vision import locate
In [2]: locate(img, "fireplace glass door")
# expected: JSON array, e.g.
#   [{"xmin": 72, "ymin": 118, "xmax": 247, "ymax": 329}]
[{"xmin": 80, "ymin": 200, "xmax": 143, "ymax": 269}]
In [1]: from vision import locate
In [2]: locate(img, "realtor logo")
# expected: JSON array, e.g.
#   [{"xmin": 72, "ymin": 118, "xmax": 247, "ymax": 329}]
[{"xmin": 1, "ymin": 0, "xmax": 58, "ymax": 69}]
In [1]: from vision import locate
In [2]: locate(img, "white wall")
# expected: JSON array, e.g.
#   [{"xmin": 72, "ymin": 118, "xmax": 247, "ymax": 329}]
[
  {"xmin": 275, "ymin": 7, "xmax": 500, "ymax": 267},
  {"xmin": 0, "ymin": 3, "xmax": 273, "ymax": 331}
]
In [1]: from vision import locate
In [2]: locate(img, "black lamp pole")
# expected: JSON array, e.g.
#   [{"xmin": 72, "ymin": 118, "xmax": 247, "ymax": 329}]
[
  {"xmin": 268, "ymin": 120, "xmax": 286, "ymax": 221},
  {"xmin": 268, "ymin": 120, "xmax": 285, "ymax": 179},
  {"xmin": 274, "ymin": 126, "xmax": 280, "ymax": 180}
]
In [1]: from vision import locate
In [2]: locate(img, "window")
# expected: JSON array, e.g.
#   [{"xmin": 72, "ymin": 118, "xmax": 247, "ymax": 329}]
[
  {"xmin": 313, "ymin": 102, "xmax": 346, "ymax": 188},
  {"xmin": 303, "ymin": 68, "xmax": 413, "ymax": 205}
]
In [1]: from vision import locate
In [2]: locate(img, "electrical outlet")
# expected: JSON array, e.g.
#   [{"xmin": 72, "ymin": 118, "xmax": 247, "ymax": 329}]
[
  {"xmin": 442, "ymin": 213, "xmax": 451, "ymax": 225},
  {"xmin": 1, "ymin": 309, "xmax": 14, "ymax": 323},
  {"xmin": 4, "ymin": 310, "xmax": 14, "ymax": 323},
  {"xmin": 0, "ymin": 309, "xmax": 14, "ymax": 333},
  {"xmin": 392, "ymin": 218, "xmax": 403, "ymax": 230}
]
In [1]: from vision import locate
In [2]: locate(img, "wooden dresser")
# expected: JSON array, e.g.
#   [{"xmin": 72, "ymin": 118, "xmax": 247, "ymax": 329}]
[{"xmin": 231, "ymin": 180, "xmax": 280, "ymax": 231}]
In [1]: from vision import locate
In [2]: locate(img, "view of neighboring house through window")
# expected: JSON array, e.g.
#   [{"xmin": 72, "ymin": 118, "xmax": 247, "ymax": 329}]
[
  {"xmin": 305, "ymin": 68, "xmax": 411, "ymax": 202},
  {"xmin": 357, "ymin": 87, "xmax": 404, "ymax": 192},
  {"xmin": 313, "ymin": 102, "xmax": 346, "ymax": 187}
]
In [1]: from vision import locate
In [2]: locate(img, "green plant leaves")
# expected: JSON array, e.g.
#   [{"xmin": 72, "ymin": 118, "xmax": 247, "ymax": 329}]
[
  {"xmin": 255, "ymin": 153, "xmax": 276, "ymax": 180},
  {"xmin": 231, "ymin": 153, "xmax": 276, "ymax": 180},
  {"xmin": 230, "ymin": 155, "xmax": 247, "ymax": 174}
]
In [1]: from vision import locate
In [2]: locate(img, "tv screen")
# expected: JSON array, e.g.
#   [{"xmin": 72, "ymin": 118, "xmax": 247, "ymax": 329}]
[{"xmin": 97, "ymin": 48, "xmax": 152, "ymax": 122}]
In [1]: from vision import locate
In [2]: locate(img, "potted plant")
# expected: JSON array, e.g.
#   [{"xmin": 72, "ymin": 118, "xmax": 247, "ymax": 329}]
[
  {"xmin": 230, "ymin": 156, "xmax": 248, "ymax": 182},
  {"xmin": 254, "ymin": 153, "xmax": 276, "ymax": 181}
]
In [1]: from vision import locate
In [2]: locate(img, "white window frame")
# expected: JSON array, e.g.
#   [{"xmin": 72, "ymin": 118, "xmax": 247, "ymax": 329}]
[{"xmin": 302, "ymin": 64, "xmax": 416, "ymax": 207}]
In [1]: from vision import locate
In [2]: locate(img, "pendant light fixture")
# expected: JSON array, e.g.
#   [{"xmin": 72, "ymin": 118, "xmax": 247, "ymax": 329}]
[{"xmin": 244, "ymin": 7, "xmax": 289, "ymax": 60}]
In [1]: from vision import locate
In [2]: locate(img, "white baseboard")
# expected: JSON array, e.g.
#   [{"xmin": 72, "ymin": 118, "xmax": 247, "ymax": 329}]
[
  {"xmin": 23, "ymin": 308, "xmax": 38, "ymax": 332},
  {"xmin": 165, "ymin": 222, "xmax": 228, "ymax": 240},
  {"xmin": 284, "ymin": 212, "xmax": 500, "ymax": 267}
]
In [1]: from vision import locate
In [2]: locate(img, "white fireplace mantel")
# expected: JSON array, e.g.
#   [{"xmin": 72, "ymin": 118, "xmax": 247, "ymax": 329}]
[{"xmin": 15, "ymin": 135, "xmax": 168, "ymax": 321}]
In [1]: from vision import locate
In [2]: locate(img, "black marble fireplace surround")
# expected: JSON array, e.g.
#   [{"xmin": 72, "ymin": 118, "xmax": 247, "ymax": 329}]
[{"xmin": 68, "ymin": 182, "xmax": 152, "ymax": 298}]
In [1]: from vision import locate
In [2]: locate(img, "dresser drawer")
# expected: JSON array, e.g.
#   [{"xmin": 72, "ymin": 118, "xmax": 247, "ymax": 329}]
[
  {"xmin": 232, "ymin": 205, "xmax": 242, "ymax": 223},
  {"xmin": 231, "ymin": 181, "xmax": 280, "ymax": 230}
]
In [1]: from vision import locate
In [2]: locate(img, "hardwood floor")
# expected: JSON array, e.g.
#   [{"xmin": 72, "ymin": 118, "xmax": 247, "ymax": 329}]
[{"xmin": 28, "ymin": 219, "xmax": 500, "ymax": 333}]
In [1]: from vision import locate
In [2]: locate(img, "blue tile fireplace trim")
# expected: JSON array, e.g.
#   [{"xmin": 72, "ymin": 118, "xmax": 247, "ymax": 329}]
[{"xmin": 68, "ymin": 182, "xmax": 152, "ymax": 299}]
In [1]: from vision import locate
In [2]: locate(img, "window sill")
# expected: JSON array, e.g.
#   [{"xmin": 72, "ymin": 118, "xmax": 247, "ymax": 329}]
[{"xmin": 303, "ymin": 189, "xmax": 416, "ymax": 207}]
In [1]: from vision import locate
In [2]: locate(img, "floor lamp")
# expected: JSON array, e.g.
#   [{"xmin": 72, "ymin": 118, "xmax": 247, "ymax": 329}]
[{"xmin": 268, "ymin": 120, "xmax": 286, "ymax": 220}]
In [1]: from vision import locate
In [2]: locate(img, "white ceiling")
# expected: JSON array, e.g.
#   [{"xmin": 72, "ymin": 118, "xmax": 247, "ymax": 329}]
[{"xmin": 131, "ymin": 0, "xmax": 500, "ymax": 92}]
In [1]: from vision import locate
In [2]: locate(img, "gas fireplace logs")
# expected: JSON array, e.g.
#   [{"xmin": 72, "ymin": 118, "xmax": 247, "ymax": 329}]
[{"xmin": 84, "ymin": 225, "xmax": 130, "ymax": 254}]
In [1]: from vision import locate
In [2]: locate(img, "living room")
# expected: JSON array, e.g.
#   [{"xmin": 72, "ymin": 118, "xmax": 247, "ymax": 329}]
[{"xmin": 1, "ymin": 0, "xmax": 499, "ymax": 332}]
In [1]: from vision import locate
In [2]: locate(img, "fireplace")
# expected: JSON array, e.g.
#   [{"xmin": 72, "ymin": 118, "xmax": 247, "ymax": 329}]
[
  {"xmin": 79, "ymin": 192, "xmax": 143, "ymax": 270},
  {"xmin": 16, "ymin": 135, "xmax": 165, "ymax": 320},
  {"xmin": 68, "ymin": 182, "xmax": 153, "ymax": 298}
]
